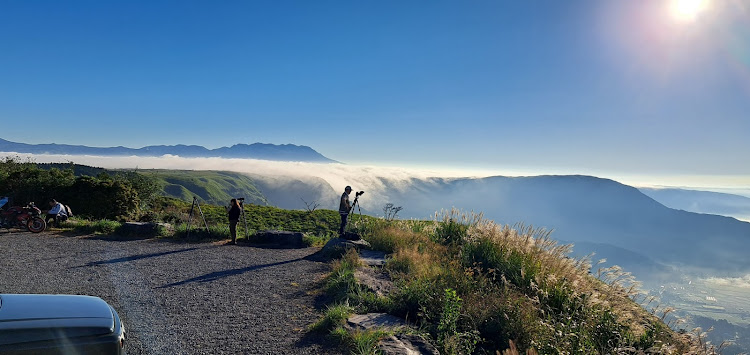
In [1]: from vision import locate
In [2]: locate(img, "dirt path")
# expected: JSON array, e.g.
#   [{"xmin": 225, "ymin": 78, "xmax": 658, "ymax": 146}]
[{"xmin": 0, "ymin": 232, "xmax": 340, "ymax": 354}]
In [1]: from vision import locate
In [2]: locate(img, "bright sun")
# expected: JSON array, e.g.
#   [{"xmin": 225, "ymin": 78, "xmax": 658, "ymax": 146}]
[{"xmin": 670, "ymin": 0, "xmax": 709, "ymax": 22}]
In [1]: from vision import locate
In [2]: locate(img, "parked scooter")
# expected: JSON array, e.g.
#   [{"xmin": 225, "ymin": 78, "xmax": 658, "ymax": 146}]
[{"xmin": 0, "ymin": 198, "xmax": 47, "ymax": 233}]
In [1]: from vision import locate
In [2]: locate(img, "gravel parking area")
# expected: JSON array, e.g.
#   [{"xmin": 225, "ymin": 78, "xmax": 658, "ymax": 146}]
[{"xmin": 0, "ymin": 232, "xmax": 341, "ymax": 354}]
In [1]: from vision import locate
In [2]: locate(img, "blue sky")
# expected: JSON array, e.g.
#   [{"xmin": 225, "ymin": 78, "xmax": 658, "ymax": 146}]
[{"xmin": 1, "ymin": 0, "xmax": 749, "ymax": 181}]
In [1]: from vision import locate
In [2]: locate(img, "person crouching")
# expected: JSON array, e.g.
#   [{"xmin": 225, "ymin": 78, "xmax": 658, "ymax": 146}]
[{"xmin": 46, "ymin": 199, "xmax": 68, "ymax": 227}]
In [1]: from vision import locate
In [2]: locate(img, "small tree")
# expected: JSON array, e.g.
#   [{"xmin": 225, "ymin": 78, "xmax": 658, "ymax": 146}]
[
  {"xmin": 383, "ymin": 203, "xmax": 403, "ymax": 221},
  {"xmin": 301, "ymin": 198, "xmax": 320, "ymax": 213}
]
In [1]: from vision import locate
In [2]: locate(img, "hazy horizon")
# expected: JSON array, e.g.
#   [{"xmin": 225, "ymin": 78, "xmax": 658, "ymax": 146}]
[{"xmin": 4, "ymin": 151, "xmax": 749, "ymax": 201}]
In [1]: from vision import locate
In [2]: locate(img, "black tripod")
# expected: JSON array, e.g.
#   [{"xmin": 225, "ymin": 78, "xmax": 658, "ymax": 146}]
[
  {"xmin": 238, "ymin": 198, "xmax": 249, "ymax": 240},
  {"xmin": 343, "ymin": 191, "xmax": 364, "ymax": 237},
  {"xmin": 186, "ymin": 196, "xmax": 210, "ymax": 238}
]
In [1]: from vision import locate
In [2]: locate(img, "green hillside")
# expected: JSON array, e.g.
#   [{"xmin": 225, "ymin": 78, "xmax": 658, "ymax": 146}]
[
  {"xmin": 36, "ymin": 163, "xmax": 268, "ymax": 206},
  {"xmin": 146, "ymin": 170, "xmax": 268, "ymax": 206},
  {"xmin": 33, "ymin": 162, "xmax": 333, "ymax": 212}
]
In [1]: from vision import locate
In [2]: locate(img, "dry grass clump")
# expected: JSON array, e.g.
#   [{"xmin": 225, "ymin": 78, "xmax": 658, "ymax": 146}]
[
  {"xmin": 365, "ymin": 223, "xmax": 432, "ymax": 254},
  {"xmin": 353, "ymin": 209, "xmax": 699, "ymax": 354}
]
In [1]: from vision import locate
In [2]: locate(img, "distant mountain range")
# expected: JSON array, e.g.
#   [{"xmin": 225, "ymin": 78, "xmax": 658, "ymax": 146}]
[
  {"xmin": 640, "ymin": 187, "xmax": 750, "ymax": 222},
  {"xmin": 0, "ymin": 138, "xmax": 337, "ymax": 163},
  {"xmin": 369, "ymin": 175, "xmax": 750, "ymax": 278}
]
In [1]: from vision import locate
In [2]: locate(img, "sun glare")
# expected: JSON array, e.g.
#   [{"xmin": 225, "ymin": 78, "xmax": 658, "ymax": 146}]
[{"xmin": 670, "ymin": 0, "xmax": 709, "ymax": 22}]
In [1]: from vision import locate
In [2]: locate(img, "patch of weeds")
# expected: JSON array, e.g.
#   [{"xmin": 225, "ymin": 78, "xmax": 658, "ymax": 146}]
[
  {"xmin": 324, "ymin": 249, "xmax": 361, "ymax": 302},
  {"xmin": 67, "ymin": 219, "xmax": 123, "ymax": 235},
  {"xmin": 349, "ymin": 287, "xmax": 393, "ymax": 314},
  {"xmin": 303, "ymin": 232, "xmax": 332, "ymax": 247},
  {"xmin": 329, "ymin": 326, "xmax": 391, "ymax": 355},
  {"xmin": 172, "ymin": 223, "xmax": 230, "ymax": 241},
  {"xmin": 436, "ymin": 288, "xmax": 480, "ymax": 355},
  {"xmin": 350, "ymin": 328, "xmax": 390, "ymax": 355},
  {"xmin": 309, "ymin": 302, "xmax": 354, "ymax": 333}
]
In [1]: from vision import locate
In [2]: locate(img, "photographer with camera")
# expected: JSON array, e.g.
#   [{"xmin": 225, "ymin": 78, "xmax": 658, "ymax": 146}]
[
  {"xmin": 227, "ymin": 198, "xmax": 242, "ymax": 244},
  {"xmin": 339, "ymin": 186, "xmax": 353, "ymax": 236},
  {"xmin": 339, "ymin": 186, "xmax": 365, "ymax": 237}
]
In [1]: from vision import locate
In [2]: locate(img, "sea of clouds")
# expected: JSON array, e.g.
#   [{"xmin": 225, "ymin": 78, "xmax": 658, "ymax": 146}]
[
  {"xmin": 4, "ymin": 152, "xmax": 749, "ymax": 220},
  {"xmin": 3, "ymin": 153, "xmax": 493, "ymax": 208}
]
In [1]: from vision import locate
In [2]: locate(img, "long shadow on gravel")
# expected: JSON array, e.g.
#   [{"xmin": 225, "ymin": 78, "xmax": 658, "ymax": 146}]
[
  {"xmin": 71, "ymin": 247, "xmax": 200, "ymax": 268},
  {"xmin": 159, "ymin": 256, "xmax": 308, "ymax": 288}
]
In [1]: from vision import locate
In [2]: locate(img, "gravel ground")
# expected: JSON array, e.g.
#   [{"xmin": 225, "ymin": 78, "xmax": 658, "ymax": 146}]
[{"xmin": 0, "ymin": 232, "xmax": 342, "ymax": 354}]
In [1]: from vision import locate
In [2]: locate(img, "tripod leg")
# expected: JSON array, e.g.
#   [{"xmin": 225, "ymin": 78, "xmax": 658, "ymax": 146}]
[
  {"xmin": 241, "ymin": 205, "xmax": 249, "ymax": 240},
  {"xmin": 186, "ymin": 197, "xmax": 196, "ymax": 239},
  {"xmin": 196, "ymin": 200, "xmax": 210, "ymax": 234}
]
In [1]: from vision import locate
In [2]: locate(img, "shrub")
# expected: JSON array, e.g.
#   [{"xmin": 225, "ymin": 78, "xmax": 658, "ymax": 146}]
[
  {"xmin": 65, "ymin": 175, "xmax": 140, "ymax": 220},
  {"xmin": 437, "ymin": 288, "xmax": 480, "ymax": 354}
]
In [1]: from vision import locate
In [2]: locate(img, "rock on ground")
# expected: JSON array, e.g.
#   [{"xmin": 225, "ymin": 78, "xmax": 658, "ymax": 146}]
[{"xmin": 354, "ymin": 267, "xmax": 394, "ymax": 297}]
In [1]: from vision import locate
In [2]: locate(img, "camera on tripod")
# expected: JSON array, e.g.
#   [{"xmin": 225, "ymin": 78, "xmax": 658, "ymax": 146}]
[{"xmin": 355, "ymin": 191, "xmax": 365, "ymax": 197}]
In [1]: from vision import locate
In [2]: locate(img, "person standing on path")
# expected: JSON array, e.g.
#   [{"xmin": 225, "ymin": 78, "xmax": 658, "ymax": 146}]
[
  {"xmin": 227, "ymin": 198, "xmax": 241, "ymax": 244},
  {"xmin": 339, "ymin": 186, "xmax": 353, "ymax": 236}
]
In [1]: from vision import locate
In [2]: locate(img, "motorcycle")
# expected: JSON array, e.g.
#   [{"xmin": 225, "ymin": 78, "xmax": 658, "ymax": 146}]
[{"xmin": 0, "ymin": 200, "xmax": 47, "ymax": 233}]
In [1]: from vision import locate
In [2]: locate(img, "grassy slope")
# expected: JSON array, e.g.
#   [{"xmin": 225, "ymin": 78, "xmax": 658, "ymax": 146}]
[
  {"xmin": 36, "ymin": 163, "xmax": 269, "ymax": 207},
  {"xmin": 317, "ymin": 211, "xmax": 702, "ymax": 354},
  {"xmin": 143, "ymin": 170, "xmax": 268, "ymax": 206},
  {"xmin": 144, "ymin": 197, "xmax": 373, "ymax": 242}
]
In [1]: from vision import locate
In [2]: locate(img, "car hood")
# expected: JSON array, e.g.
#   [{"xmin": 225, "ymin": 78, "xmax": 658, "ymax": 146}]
[{"xmin": 0, "ymin": 294, "xmax": 116, "ymax": 346}]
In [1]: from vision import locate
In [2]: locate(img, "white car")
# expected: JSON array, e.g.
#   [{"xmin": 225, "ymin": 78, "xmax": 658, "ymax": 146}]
[{"xmin": 0, "ymin": 294, "xmax": 126, "ymax": 354}]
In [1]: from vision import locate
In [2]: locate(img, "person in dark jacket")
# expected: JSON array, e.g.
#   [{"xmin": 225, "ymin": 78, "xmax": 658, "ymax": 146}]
[
  {"xmin": 227, "ymin": 198, "xmax": 241, "ymax": 244},
  {"xmin": 339, "ymin": 186, "xmax": 353, "ymax": 236}
]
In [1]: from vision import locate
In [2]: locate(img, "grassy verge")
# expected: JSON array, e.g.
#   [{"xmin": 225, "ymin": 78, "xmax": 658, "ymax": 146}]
[
  {"xmin": 52, "ymin": 198, "xmax": 375, "ymax": 245},
  {"xmin": 312, "ymin": 210, "xmax": 701, "ymax": 354},
  {"xmin": 58, "ymin": 218, "xmax": 171, "ymax": 238}
]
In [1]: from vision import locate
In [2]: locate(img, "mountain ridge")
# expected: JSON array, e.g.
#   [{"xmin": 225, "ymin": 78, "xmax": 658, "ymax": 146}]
[{"xmin": 0, "ymin": 138, "xmax": 337, "ymax": 163}]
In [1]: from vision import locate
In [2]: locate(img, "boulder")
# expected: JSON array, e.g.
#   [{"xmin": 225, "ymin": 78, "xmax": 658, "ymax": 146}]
[
  {"xmin": 346, "ymin": 313, "xmax": 440, "ymax": 355},
  {"xmin": 378, "ymin": 334, "xmax": 440, "ymax": 355},
  {"xmin": 319, "ymin": 237, "xmax": 371, "ymax": 258},
  {"xmin": 346, "ymin": 313, "xmax": 407, "ymax": 331},
  {"xmin": 252, "ymin": 230, "xmax": 304, "ymax": 248},
  {"xmin": 354, "ymin": 267, "xmax": 394, "ymax": 297},
  {"xmin": 341, "ymin": 231, "xmax": 362, "ymax": 240},
  {"xmin": 359, "ymin": 249, "xmax": 387, "ymax": 267},
  {"xmin": 120, "ymin": 222, "xmax": 172, "ymax": 236}
]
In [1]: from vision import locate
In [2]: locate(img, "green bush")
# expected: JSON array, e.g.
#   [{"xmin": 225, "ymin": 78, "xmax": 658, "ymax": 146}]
[
  {"xmin": 0, "ymin": 157, "xmax": 75, "ymax": 206},
  {"xmin": 433, "ymin": 218, "xmax": 468, "ymax": 246},
  {"xmin": 66, "ymin": 175, "xmax": 140, "ymax": 220}
]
